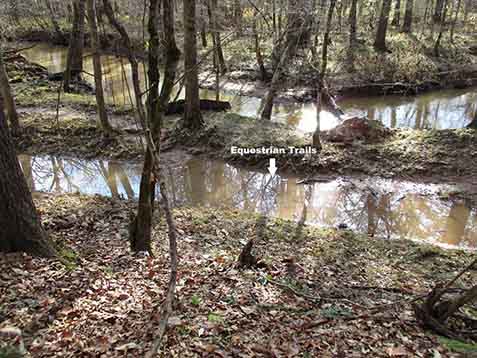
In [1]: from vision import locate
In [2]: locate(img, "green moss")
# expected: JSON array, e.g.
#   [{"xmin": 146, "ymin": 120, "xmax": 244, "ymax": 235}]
[
  {"xmin": 438, "ymin": 337, "xmax": 477, "ymax": 353},
  {"xmin": 0, "ymin": 346, "xmax": 23, "ymax": 358}
]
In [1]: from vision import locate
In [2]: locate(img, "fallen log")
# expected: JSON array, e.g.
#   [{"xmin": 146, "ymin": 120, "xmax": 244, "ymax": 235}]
[{"xmin": 165, "ymin": 99, "xmax": 231, "ymax": 115}]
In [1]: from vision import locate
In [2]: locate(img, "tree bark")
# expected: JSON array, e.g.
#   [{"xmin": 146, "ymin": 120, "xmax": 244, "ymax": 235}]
[
  {"xmin": 374, "ymin": 0, "xmax": 393, "ymax": 52},
  {"xmin": 207, "ymin": 0, "xmax": 227, "ymax": 74},
  {"xmin": 87, "ymin": 0, "xmax": 113, "ymax": 136},
  {"xmin": 401, "ymin": 0, "xmax": 414, "ymax": 33},
  {"xmin": 0, "ymin": 102, "xmax": 56, "ymax": 257},
  {"xmin": 391, "ymin": 0, "xmax": 401, "ymax": 26},
  {"xmin": 313, "ymin": 0, "xmax": 337, "ymax": 150},
  {"xmin": 261, "ymin": 0, "xmax": 311, "ymax": 120},
  {"xmin": 43, "ymin": 0, "xmax": 63, "ymax": 41},
  {"xmin": 0, "ymin": 46, "xmax": 21, "ymax": 135},
  {"xmin": 347, "ymin": 0, "xmax": 359, "ymax": 70},
  {"xmin": 260, "ymin": 43, "xmax": 292, "ymax": 120},
  {"xmin": 433, "ymin": 0, "xmax": 446, "ymax": 23},
  {"xmin": 184, "ymin": 0, "xmax": 204, "ymax": 130},
  {"xmin": 450, "ymin": 0, "xmax": 462, "ymax": 42},
  {"xmin": 252, "ymin": 12, "xmax": 269, "ymax": 82},
  {"xmin": 162, "ymin": 0, "xmax": 181, "ymax": 61},
  {"xmin": 64, "ymin": 0, "xmax": 86, "ymax": 91}
]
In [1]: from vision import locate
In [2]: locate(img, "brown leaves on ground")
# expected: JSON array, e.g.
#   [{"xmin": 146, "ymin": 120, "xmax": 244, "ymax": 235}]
[{"xmin": 1, "ymin": 193, "xmax": 474, "ymax": 357}]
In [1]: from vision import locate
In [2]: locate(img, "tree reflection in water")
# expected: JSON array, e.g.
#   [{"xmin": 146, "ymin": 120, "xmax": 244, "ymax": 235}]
[{"xmin": 18, "ymin": 154, "xmax": 477, "ymax": 248}]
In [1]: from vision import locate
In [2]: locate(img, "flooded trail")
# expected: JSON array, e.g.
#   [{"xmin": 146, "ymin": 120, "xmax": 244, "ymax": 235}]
[{"xmin": 20, "ymin": 154, "xmax": 477, "ymax": 249}]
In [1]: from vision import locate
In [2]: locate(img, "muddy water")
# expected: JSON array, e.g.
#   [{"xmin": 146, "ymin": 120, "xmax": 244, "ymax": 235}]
[
  {"xmin": 20, "ymin": 43, "xmax": 477, "ymax": 132},
  {"xmin": 19, "ymin": 154, "xmax": 477, "ymax": 249}
]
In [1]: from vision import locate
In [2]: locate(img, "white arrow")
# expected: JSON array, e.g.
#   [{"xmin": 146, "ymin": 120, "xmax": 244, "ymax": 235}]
[{"xmin": 268, "ymin": 158, "xmax": 278, "ymax": 177}]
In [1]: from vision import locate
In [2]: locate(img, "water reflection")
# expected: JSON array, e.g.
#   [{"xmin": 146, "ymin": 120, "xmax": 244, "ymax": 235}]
[
  {"xmin": 20, "ymin": 43, "xmax": 476, "ymax": 131},
  {"xmin": 19, "ymin": 154, "xmax": 477, "ymax": 249},
  {"xmin": 341, "ymin": 90, "xmax": 477, "ymax": 130}
]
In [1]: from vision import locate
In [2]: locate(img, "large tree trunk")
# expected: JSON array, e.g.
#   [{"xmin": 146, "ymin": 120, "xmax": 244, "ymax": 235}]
[
  {"xmin": 374, "ymin": 0, "xmax": 393, "ymax": 52},
  {"xmin": 64, "ymin": 0, "xmax": 86, "ymax": 91},
  {"xmin": 0, "ymin": 47, "xmax": 21, "ymax": 135},
  {"xmin": 0, "ymin": 103, "xmax": 56, "ymax": 257},
  {"xmin": 87, "ymin": 0, "xmax": 113, "ymax": 136},
  {"xmin": 401, "ymin": 0, "xmax": 414, "ymax": 33},
  {"xmin": 183, "ymin": 0, "xmax": 204, "ymax": 130}
]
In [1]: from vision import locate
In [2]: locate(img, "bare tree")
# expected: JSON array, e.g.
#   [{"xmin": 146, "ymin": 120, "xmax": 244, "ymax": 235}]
[
  {"xmin": 64, "ymin": 0, "xmax": 86, "ymax": 91},
  {"xmin": 401, "ymin": 0, "xmax": 414, "ymax": 33},
  {"xmin": 374, "ymin": 0, "xmax": 393, "ymax": 52},
  {"xmin": 391, "ymin": 0, "xmax": 401, "ymax": 26},
  {"xmin": 86, "ymin": 0, "xmax": 114, "ymax": 136},
  {"xmin": 183, "ymin": 0, "xmax": 204, "ymax": 130},
  {"xmin": 347, "ymin": 0, "xmax": 359, "ymax": 70},
  {"xmin": 313, "ymin": 0, "xmax": 337, "ymax": 150}
]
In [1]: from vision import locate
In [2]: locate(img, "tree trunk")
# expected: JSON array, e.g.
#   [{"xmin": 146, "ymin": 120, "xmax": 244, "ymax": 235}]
[
  {"xmin": 64, "ymin": 0, "xmax": 86, "ymax": 91},
  {"xmin": 252, "ymin": 12, "xmax": 269, "ymax": 81},
  {"xmin": 391, "ymin": 0, "xmax": 401, "ymax": 26},
  {"xmin": 0, "ymin": 47, "xmax": 21, "ymax": 136},
  {"xmin": 347, "ymin": 0, "xmax": 359, "ymax": 70},
  {"xmin": 44, "ymin": 0, "xmax": 63, "ymax": 41},
  {"xmin": 234, "ymin": 0, "xmax": 242, "ymax": 35},
  {"xmin": 132, "ymin": 0, "xmax": 163, "ymax": 253},
  {"xmin": 86, "ymin": 0, "xmax": 113, "ymax": 136},
  {"xmin": 313, "ymin": 0, "xmax": 337, "ymax": 150},
  {"xmin": 0, "ymin": 102, "xmax": 56, "ymax": 257},
  {"xmin": 262, "ymin": 0, "xmax": 311, "ymax": 119},
  {"xmin": 162, "ymin": 0, "xmax": 181, "ymax": 61},
  {"xmin": 260, "ymin": 43, "xmax": 292, "ymax": 120},
  {"xmin": 433, "ymin": 0, "xmax": 448, "ymax": 57},
  {"xmin": 207, "ymin": 0, "xmax": 227, "ymax": 74},
  {"xmin": 374, "ymin": 0, "xmax": 393, "ymax": 52},
  {"xmin": 401, "ymin": 0, "xmax": 414, "ymax": 33},
  {"xmin": 200, "ymin": 0, "xmax": 208, "ymax": 48},
  {"xmin": 433, "ymin": 0, "xmax": 446, "ymax": 23},
  {"xmin": 184, "ymin": 0, "xmax": 204, "ymax": 130},
  {"xmin": 450, "ymin": 0, "xmax": 462, "ymax": 42}
]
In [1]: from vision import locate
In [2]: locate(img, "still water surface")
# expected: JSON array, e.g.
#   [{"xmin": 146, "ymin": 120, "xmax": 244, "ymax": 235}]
[
  {"xmin": 20, "ymin": 43, "xmax": 477, "ymax": 132},
  {"xmin": 19, "ymin": 155, "xmax": 477, "ymax": 249}
]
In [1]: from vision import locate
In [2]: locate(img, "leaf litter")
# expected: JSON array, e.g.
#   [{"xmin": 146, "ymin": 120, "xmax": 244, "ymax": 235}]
[{"xmin": 1, "ymin": 193, "xmax": 475, "ymax": 357}]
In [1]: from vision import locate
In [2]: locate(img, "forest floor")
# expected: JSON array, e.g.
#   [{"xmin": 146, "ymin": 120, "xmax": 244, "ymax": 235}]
[{"xmin": 1, "ymin": 193, "xmax": 477, "ymax": 357}]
